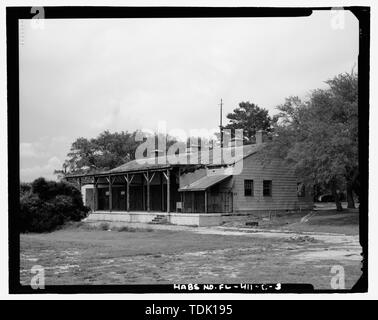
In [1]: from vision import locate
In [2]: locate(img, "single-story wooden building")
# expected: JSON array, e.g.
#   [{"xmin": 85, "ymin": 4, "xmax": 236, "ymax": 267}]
[{"xmin": 66, "ymin": 131, "xmax": 313, "ymax": 226}]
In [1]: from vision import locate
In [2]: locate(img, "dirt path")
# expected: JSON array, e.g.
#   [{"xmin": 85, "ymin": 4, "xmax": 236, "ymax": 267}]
[{"xmin": 191, "ymin": 226, "xmax": 362, "ymax": 267}]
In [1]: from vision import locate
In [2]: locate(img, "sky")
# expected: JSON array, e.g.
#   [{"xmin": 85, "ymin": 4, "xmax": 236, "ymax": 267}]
[{"xmin": 19, "ymin": 9, "xmax": 359, "ymax": 182}]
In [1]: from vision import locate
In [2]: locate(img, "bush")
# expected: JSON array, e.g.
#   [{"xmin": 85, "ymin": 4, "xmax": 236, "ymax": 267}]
[
  {"xmin": 99, "ymin": 222, "xmax": 110, "ymax": 231},
  {"xmin": 117, "ymin": 226, "xmax": 153, "ymax": 232},
  {"xmin": 20, "ymin": 177, "xmax": 90, "ymax": 233},
  {"xmin": 20, "ymin": 183, "xmax": 32, "ymax": 196},
  {"xmin": 117, "ymin": 226, "xmax": 136, "ymax": 232}
]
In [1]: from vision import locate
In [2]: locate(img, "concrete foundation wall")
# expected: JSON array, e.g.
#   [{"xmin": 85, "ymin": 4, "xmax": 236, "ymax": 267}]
[
  {"xmin": 221, "ymin": 207, "xmax": 313, "ymax": 222},
  {"xmin": 232, "ymin": 206, "xmax": 314, "ymax": 216},
  {"xmin": 169, "ymin": 213, "xmax": 221, "ymax": 226},
  {"xmin": 85, "ymin": 211, "xmax": 222, "ymax": 227}
]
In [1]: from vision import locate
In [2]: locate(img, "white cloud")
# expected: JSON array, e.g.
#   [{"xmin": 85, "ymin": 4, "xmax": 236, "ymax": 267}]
[
  {"xmin": 20, "ymin": 136, "xmax": 71, "ymax": 182},
  {"xmin": 90, "ymin": 100, "xmax": 121, "ymax": 130},
  {"xmin": 20, "ymin": 136, "xmax": 70, "ymax": 159},
  {"xmin": 20, "ymin": 142, "xmax": 40, "ymax": 158},
  {"xmin": 19, "ymin": 12, "xmax": 359, "ymax": 181},
  {"xmin": 20, "ymin": 156, "xmax": 62, "ymax": 182}
]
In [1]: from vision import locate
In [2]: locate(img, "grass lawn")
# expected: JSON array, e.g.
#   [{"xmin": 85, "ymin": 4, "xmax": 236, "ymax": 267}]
[
  {"xmin": 282, "ymin": 210, "xmax": 360, "ymax": 235},
  {"xmin": 222, "ymin": 207, "xmax": 360, "ymax": 236},
  {"xmin": 20, "ymin": 217, "xmax": 362, "ymax": 289}
]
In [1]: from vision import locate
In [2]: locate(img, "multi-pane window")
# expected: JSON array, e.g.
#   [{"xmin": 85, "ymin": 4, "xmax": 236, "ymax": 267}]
[
  {"xmin": 263, "ymin": 180, "xmax": 272, "ymax": 196},
  {"xmin": 297, "ymin": 183, "xmax": 305, "ymax": 197},
  {"xmin": 244, "ymin": 180, "xmax": 254, "ymax": 196}
]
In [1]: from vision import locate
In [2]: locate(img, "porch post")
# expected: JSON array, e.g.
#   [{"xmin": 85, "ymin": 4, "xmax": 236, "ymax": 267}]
[
  {"xmin": 124, "ymin": 177, "xmax": 127, "ymax": 212},
  {"xmin": 108, "ymin": 175, "xmax": 112, "ymax": 212},
  {"xmin": 167, "ymin": 169, "xmax": 170, "ymax": 213},
  {"xmin": 126, "ymin": 174, "xmax": 130, "ymax": 212},
  {"xmin": 124, "ymin": 174, "xmax": 134, "ymax": 212},
  {"xmin": 145, "ymin": 171, "xmax": 150, "ymax": 212},
  {"xmin": 109, "ymin": 176, "xmax": 113, "ymax": 212},
  {"xmin": 93, "ymin": 177, "xmax": 97, "ymax": 211},
  {"xmin": 160, "ymin": 172, "xmax": 164, "ymax": 211},
  {"xmin": 142, "ymin": 173, "xmax": 145, "ymax": 211},
  {"xmin": 204, "ymin": 190, "xmax": 208, "ymax": 213}
]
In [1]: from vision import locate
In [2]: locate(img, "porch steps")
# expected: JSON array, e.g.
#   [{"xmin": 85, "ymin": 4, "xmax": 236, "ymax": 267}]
[{"xmin": 150, "ymin": 214, "xmax": 169, "ymax": 224}]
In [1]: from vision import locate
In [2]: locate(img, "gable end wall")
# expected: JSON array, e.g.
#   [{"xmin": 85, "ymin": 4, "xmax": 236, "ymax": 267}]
[{"xmin": 231, "ymin": 153, "xmax": 313, "ymax": 213}]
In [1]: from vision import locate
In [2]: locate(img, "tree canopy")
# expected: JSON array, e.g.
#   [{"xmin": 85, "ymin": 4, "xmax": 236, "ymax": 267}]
[
  {"xmin": 263, "ymin": 72, "xmax": 358, "ymax": 210},
  {"xmin": 224, "ymin": 102, "xmax": 272, "ymax": 143},
  {"xmin": 55, "ymin": 130, "xmax": 177, "ymax": 177}
]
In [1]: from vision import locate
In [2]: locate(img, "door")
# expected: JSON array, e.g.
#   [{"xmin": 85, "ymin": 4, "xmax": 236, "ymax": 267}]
[{"xmin": 85, "ymin": 188, "xmax": 94, "ymax": 210}]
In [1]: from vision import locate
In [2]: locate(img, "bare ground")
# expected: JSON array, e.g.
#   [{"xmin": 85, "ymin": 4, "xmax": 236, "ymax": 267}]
[
  {"xmin": 221, "ymin": 207, "xmax": 360, "ymax": 235},
  {"xmin": 20, "ymin": 212, "xmax": 362, "ymax": 289}
]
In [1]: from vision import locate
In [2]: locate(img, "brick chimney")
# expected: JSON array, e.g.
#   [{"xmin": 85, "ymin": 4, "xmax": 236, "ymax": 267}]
[{"xmin": 256, "ymin": 130, "xmax": 267, "ymax": 144}]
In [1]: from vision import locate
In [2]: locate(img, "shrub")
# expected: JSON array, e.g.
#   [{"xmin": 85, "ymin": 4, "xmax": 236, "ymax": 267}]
[
  {"xmin": 20, "ymin": 177, "xmax": 90, "ymax": 233},
  {"xmin": 117, "ymin": 226, "xmax": 136, "ymax": 232},
  {"xmin": 20, "ymin": 183, "xmax": 32, "ymax": 196},
  {"xmin": 99, "ymin": 222, "xmax": 110, "ymax": 231},
  {"xmin": 117, "ymin": 226, "xmax": 153, "ymax": 232}
]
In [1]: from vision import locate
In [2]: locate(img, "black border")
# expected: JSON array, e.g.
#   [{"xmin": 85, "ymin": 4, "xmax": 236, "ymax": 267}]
[{"xmin": 7, "ymin": 6, "xmax": 370, "ymax": 294}]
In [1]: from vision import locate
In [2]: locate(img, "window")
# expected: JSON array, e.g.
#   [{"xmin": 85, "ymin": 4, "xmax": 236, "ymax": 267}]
[
  {"xmin": 263, "ymin": 180, "xmax": 272, "ymax": 196},
  {"xmin": 244, "ymin": 180, "xmax": 254, "ymax": 196},
  {"xmin": 297, "ymin": 183, "xmax": 305, "ymax": 197}
]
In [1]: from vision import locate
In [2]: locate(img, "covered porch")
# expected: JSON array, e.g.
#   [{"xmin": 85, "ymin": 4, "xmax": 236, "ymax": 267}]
[
  {"xmin": 179, "ymin": 174, "xmax": 233, "ymax": 213},
  {"xmin": 66, "ymin": 165, "xmax": 234, "ymax": 217},
  {"xmin": 67, "ymin": 167, "xmax": 180, "ymax": 214}
]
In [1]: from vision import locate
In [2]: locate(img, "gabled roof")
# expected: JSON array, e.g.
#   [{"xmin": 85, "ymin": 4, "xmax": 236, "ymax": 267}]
[{"xmin": 108, "ymin": 143, "xmax": 264, "ymax": 174}]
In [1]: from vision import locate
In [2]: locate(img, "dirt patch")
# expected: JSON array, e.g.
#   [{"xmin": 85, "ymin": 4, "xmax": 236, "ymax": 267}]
[
  {"xmin": 294, "ymin": 248, "xmax": 362, "ymax": 262},
  {"xmin": 284, "ymin": 235, "xmax": 319, "ymax": 243},
  {"xmin": 20, "ymin": 226, "xmax": 362, "ymax": 289}
]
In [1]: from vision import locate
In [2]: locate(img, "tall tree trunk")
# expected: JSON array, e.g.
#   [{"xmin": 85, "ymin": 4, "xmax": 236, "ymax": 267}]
[
  {"xmin": 351, "ymin": 170, "xmax": 360, "ymax": 204},
  {"xmin": 345, "ymin": 166, "xmax": 359, "ymax": 208},
  {"xmin": 346, "ymin": 183, "xmax": 355, "ymax": 209},
  {"xmin": 331, "ymin": 182, "xmax": 343, "ymax": 212}
]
